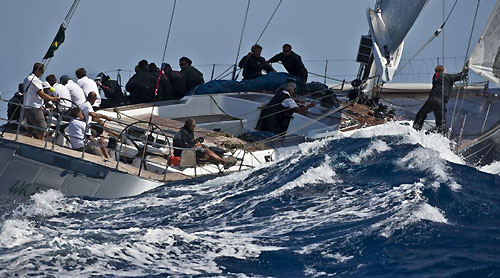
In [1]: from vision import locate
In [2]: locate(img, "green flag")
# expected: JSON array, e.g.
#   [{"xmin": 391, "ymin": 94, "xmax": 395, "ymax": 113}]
[{"xmin": 43, "ymin": 25, "xmax": 66, "ymax": 60}]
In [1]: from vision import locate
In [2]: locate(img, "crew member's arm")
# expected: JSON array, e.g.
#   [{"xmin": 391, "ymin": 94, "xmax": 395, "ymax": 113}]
[
  {"xmin": 292, "ymin": 102, "xmax": 316, "ymax": 114},
  {"xmin": 267, "ymin": 53, "xmax": 282, "ymax": 64},
  {"xmin": 89, "ymin": 111, "xmax": 112, "ymax": 121},
  {"xmin": 448, "ymin": 67, "xmax": 468, "ymax": 82},
  {"xmin": 262, "ymin": 58, "xmax": 277, "ymax": 73},
  {"xmin": 37, "ymin": 89, "xmax": 59, "ymax": 103}
]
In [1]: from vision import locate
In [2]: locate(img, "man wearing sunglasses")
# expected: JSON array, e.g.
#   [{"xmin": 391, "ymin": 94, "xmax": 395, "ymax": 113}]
[{"xmin": 268, "ymin": 44, "xmax": 308, "ymax": 82}]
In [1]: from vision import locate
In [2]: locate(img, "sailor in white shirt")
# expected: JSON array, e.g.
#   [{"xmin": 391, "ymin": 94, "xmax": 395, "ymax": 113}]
[
  {"xmin": 23, "ymin": 63, "xmax": 59, "ymax": 139},
  {"xmin": 67, "ymin": 106, "xmax": 108, "ymax": 158},
  {"xmin": 60, "ymin": 75, "xmax": 86, "ymax": 106},
  {"xmin": 46, "ymin": 74, "xmax": 71, "ymax": 111},
  {"xmin": 78, "ymin": 92, "xmax": 112, "ymax": 125},
  {"xmin": 76, "ymin": 67, "xmax": 101, "ymax": 107}
]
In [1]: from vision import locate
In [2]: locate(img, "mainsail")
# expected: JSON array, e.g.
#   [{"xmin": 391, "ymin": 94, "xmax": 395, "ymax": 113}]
[
  {"xmin": 367, "ymin": 0, "xmax": 429, "ymax": 82},
  {"xmin": 468, "ymin": 0, "xmax": 500, "ymax": 87}
]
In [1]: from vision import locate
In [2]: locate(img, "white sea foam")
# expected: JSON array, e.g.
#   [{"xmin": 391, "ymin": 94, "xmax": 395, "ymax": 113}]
[
  {"xmin": 413, "ymin": 203, "xmax": 448, "ymax": 223},
  {"xmin": 349, "ymin": 139, "xmax": 391, "ymax": 163},
  {"xmin": 268, "ymin": 155, "xmax": 337, "ymax": 198},
  {"xmin": 0, "ymin": 219, "xmax": 42, "ymax": 248},
  {"xmin": 479, "ymin": 160, "xmax": 500, "ymax": 175},
  {"xmin": 398, "ymin": 147, "xmax": 461, "ymax": 190},
  {"xmin": 344, "ymin": 121, "xmax": 464, "ymax": 165}
]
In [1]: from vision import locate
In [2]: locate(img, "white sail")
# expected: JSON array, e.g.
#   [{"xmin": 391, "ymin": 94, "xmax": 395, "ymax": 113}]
[
  {"xmin": 367, "ymin": 0, "xmax": 429, "ymax": 82},
  {"xmin": 469, "ymin": 0, "xmax": 500, "ymax": 87}
]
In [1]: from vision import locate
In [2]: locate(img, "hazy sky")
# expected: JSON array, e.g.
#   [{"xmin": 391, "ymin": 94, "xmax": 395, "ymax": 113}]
[{"xmin": 0, "ymin": 0, "xmax": 497, "ymax": 95}]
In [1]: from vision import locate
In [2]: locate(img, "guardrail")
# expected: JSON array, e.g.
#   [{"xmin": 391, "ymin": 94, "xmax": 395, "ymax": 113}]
[{"xmin": 0, "ymin": 98, "xmax": 208, "ymax": 181}]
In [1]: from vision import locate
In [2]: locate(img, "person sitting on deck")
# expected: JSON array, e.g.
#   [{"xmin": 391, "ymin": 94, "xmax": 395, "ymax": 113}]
[
  {"xmin": 125, "ymin": 59, "xmax": 157, "ymax": 104},
  {"xmin": 23, "ymin": 63, "xmax": 60, "ymax": 140},
  {"xmin": 268, "ymin": 44, "xmax": 308, "ymax": 82},
  {"xmin": 76, "ymin": 67, "xmax": 101, "ymax": 108},
  {"xmin": 79, "ymin": 92, "xmax": 113, "ymax": 137},
  {"xmin": 61, "ymin": 75, "xmax": 86, "ymax": 106},
  {"xmin": 172, "ymin": 119, "xmax": 236, "ymax": 169},
  {"xmin": 413, "ymin": 65, "xmax": 468, "ymax": 134},
  {"xmin": 256, "ymin": 79, "xmax": 316, "ymax": 136},
  {"xmin": 179, "ymin": 57, "xmax": 204, "ymax": 93},
  {"xmin": 67, "ymin": 106, "xmax": 109, "ymax": 159},
  {"xmin": 238, "ymin": 44, "xmax": 276, "ymax": 80}
]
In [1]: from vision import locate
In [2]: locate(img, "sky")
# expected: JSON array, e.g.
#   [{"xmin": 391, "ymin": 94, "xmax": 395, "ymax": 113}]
[{"xmin": 0, "ymin": 0, "xmax": 497, "ymax": 96}]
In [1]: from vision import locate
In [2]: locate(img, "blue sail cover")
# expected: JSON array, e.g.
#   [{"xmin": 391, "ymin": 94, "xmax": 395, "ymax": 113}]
[{"xmin": 188, "ymin": 72, "xmax": 306, "ymax": 95}]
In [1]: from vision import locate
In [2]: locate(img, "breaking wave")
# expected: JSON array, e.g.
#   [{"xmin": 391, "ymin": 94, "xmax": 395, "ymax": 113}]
[{"xmin": 0, "ymin": 123, "xmax": 499, "ymax": 277}]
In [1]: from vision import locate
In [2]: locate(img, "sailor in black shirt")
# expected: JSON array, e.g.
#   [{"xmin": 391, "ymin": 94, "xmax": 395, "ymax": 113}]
[
  {"xmin": 173, "ymin": 119, "xmax": 236, "ymax": 168},
  {"xmin": 256, "ymin": 80, "xmax": 316, "ymax": 135},
  {"xmin": 238, "ymin": 44, "xmax": 276, "ymax": 80},
  {"xmin": 413, "ymin": 65, "xmax": 468, "ymax": 133},
  {"xmin": 268, "ymin": 44, "xmax": 308, "ymax": 82}
]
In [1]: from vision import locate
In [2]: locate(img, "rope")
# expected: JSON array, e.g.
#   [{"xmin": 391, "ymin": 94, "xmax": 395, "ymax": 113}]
[
  {"xmin": 394, "ymin": 0, "xmax": 459, "ymax": 77},
  {"xmin": 449, "ymin": 0, "xmax": 481, "ymax": 137},
  {"xmin": 232, "ymin": 0, "xmax": 251, "ymax": 80},
  {"xmin": 161, "ymin": 0, "xmax": 177, "ymax": 62}
]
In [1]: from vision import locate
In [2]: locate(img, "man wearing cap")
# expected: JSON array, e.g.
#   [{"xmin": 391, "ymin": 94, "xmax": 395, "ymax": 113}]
[
  {"xmin": 76, "ymin": 68, "xmax": 101, "ymax": 108},
  {"xmin": 23, "ymin": 63, "xmax": 60, "ymax": 139},
  {"xmin": 61, "ymin": 75, "xmax": 86, "ymax": 106},
  {"xmin": 256, "ymin": 79, "xmax": 316, "ymax": 135}
]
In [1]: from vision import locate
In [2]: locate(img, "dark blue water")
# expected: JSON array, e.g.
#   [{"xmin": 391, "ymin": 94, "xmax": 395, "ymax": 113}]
[{"xmin": 1, "ymin": 126, "xmax": 500, "ymax": 277}]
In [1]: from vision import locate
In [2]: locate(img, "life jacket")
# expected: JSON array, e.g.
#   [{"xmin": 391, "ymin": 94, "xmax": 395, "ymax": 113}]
[{"xmin": 256, "ymin": 91, "xmax": 294, "ymax": 134}]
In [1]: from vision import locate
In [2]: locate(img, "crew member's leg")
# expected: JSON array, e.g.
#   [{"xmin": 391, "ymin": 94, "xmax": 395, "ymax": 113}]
[
  {"xmin": 413, "ymin": 99, "xmax": 433, "ymax": 131},
  {"xmin": 433, "ymin": 102, "xmax": 447, "ymax": 134}
]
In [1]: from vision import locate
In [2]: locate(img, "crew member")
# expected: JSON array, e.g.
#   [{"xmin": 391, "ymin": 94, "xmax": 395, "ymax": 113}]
[
  {"xmin": 125, "ymin": 59, "xmax": 156, "ymax": 104},
  {"xmin": 173, "ymin": 119, "xmax": 236, "ymax": 169},
  {"xmin": 179, "ymin": 57, "xmax": 204, "ymax": 93},
  {"xmin": 256, "ymin": 79, "xmax": 316, "ymax": 135},
  {"xmin": 76, "ymin": 67, "xmax": 101, "ymax": 108},
  {"xmin": 268, "ymin": 44, "xmax": 308, "ymax": 82},
  {"xmin": 95, "ymin": 72, "xmax": 125, "ymax": 107},
  {"xmin": 413, "ymin": 65, "xmax": 468, "ymax": 134},
  {"xmin": 23, "ymin": 63, "xmax": 60, "ymax": 139},
  {"xmin": 163, "ymin": 63, "xmax": 186, "ymax": 99},
  {"xmin": 61, "ymin": 75, "xmax": 86, "ymax": 106},
  {"xmin": 46, "ymin": 74, "xmax": 72, "ymax": 112},
  {"xmin": 238, "ymin": 44, "xmax": 276, "ymax": 80},
  {"xmin": 67, "ymin": 106, "xmax": 109, "ymax": 158}
]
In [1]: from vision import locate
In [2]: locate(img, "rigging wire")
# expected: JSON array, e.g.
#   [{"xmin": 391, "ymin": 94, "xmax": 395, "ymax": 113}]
[
  {"xmin": 161, "ymin": 0, "xmax": 177, "ymax": 62},
  {"xmin": 232, "ymin": 0, "xmax": 251, "ymax": 80},
  {"xmin": 449, "ymin": 0, "xmax": 481, "ymax": 138},
  {"xmin": 229, "ymin": 0, "xmax": 283, "ymax": 80},
  {"xmin": 393, "ymin": 0, "xmax": 459, "ymax": 77}
]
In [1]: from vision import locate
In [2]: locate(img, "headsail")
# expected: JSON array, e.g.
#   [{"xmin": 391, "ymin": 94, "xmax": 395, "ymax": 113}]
[
  {"xmin": 468, "ymin": 0, "xmax": 500, "ymax": 87},
  {"xmin": 367, "ymin": 0, "xmax": 429, "ymax": 82}
]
